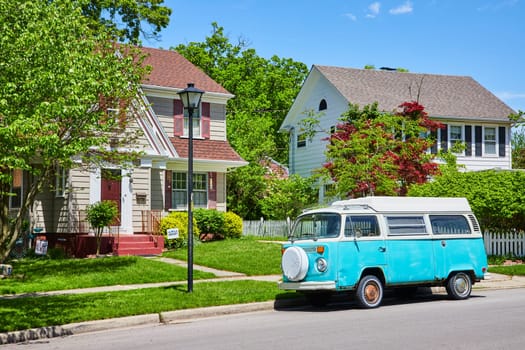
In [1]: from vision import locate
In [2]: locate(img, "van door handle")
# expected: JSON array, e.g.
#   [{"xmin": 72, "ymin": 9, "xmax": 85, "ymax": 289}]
[
  {"xmin": 378, "ymin": 247, "xmax": 386, "ymax": 252},
  {"xmin": 441, "ymin": 240, "xmax": 446, "ymax": 247}
]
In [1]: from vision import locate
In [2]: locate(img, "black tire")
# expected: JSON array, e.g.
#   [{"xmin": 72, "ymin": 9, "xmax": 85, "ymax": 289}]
[
  {"xmin": 446, "ymin": 272, "xmax": 472, "ymax": 300},
  {"xmin": 305, "ymin": 292, "xmax": 331, "ymax": 307},
  {"xmin": 356, "ymin": 275, "xmax": 383, "ymax": 308}
]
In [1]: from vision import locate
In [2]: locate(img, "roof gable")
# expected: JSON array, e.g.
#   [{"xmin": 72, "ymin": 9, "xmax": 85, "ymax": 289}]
[
  {"xmin": 314, "ymin": 65, "xmax": 514, "ymax": 121},
  {"xmin": 140, "ymin": 46, "xmax": 230, "ymax": 95}
]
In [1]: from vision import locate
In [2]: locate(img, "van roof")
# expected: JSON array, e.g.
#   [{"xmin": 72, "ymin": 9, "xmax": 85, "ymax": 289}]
[{"xmin": 330, "ymin": 196, "xmax": 472, "ymax": 213}]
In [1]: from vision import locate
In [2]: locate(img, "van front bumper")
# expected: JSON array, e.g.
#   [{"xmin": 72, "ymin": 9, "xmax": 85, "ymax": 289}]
[{"xmin": 278, "ymin": 281, "xmax": 336, "ymax": 291}]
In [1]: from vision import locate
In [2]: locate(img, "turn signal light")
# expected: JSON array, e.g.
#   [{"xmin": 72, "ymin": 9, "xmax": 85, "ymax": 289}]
[{"xmin": 316, "ymin": 246, "xmax": 325, "ymax": 254}]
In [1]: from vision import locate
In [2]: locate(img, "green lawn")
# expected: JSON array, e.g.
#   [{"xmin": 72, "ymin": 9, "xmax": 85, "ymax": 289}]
[
  {"xmin": 163, "ymin": 236, "xmax": 284, "ymax": 275},
  {"xmin": 1, "ymin": 256, "xmax": 215, "ymax": 295},
  {"xmin": 0, "ymin": 280, "xmax": 297, "ymax": 333},
  {"xmin": 0, "ymin": 237, "xmax": 293, "ymax": 332}
]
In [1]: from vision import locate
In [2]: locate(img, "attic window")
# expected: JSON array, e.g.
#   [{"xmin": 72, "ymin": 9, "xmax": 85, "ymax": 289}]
[{"xmin": 319, "ymin": 99, "xmax": 327, "ymax": 111}]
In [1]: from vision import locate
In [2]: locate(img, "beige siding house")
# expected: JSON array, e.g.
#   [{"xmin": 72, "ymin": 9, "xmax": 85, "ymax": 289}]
[
  {"xmin": 280, "ymin": 65, "xmax": 516, "ymax": 201},
  {"xmin": 27, "ymin": 47, "xmax": 246, "ymax": 243}
]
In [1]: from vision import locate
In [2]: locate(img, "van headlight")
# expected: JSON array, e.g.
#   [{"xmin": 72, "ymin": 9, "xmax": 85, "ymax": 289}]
[{"xmin": 316, "ymin": 258, "xmax": 328, "ymax": 272}]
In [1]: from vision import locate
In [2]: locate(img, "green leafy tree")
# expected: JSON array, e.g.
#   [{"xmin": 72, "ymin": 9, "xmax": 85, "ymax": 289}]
[
  {"xmin": 260, "ymin": 175, "xmax": 318, "ymax": 220},
  {"xmin": 0, "ymin": 0, "xmax": 149, "ymax": 262},
  {"xmin": 227, "ymin": 164, "xmax": 267, "ymax": 219},
  {"xmin": 175, "ymin": 23, "xmax": 309, "ymax": 218},
  {"xmin": 408, "ymin": 170, "xmax": 525, "ymax": 232},
  {"xmin": 86, "ymin": 201, "xmax": 119, "ymax": 255},
  {"xmin": 79, "ymin": 0, "xmax": 171, "ymax": 43},
  {"xmin": 175, "ymin": 23, "xmax": 308, "ymax": 164},
  {"xmin": 510, "ymin": 110, "xmax": 525, "ymax": 169},
  {"xmin": 321, "ymin": 102, "xmax": 443, "ymax": 198}
]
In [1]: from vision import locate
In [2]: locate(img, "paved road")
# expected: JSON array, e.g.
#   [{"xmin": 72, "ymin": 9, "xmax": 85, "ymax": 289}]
[{"xmin": 14, "ymin": 288, "xmax": 525, "ymax": 350}]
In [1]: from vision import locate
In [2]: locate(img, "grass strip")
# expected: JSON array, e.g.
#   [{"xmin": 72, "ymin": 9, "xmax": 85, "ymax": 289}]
[
  {"xmin": 488, "ymin": 264, "xmax": 525, "ymax": 276},
  {"xmin": 164, "ymin": 236, "xmax": 283, "ymax": 275},
  {"xmin": 1, "ymin": 256, "xmax": 215, "ymax": 295},
  {"xmin": 0, "ymin": 280, "xmax": 298, "ymax": 333}
]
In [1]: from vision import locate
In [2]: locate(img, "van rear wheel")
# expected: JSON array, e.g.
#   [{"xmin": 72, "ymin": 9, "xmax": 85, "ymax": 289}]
[
  {"xmin": 356, "ymin": 275, "xmax": 383, "ymax": 308},
  {"xmin": 446, "ymin": 272, "xmax": 472, "ymax": 300}
]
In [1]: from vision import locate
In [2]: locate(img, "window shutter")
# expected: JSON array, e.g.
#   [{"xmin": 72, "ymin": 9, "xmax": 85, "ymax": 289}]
[
  {"xmin": 440, "ymin": 124, "xmax": 448, "ymax": 152},
  {"xmin": 499, "ymin": 126, "xmax": 506, "ymax": 157},
  {"xmin": 174, "ymin": 100, "xmax": 184, "ymax": 136},
  {"xmin": 475, "ymin": 126, "xmax": 482, "ymax": 156},
  {"xmin": 464, "ymin": 125, "xmax": 472, "ymax": 156},
  {"xmin": 201, "ymin": 102, "xmax": 211, "ymax": 139},
  {"xmin": 208, "ymin": 172, "xmax": 217, "ymax": 209},
  {"xmin": 430, "ymin": 130, "xmax": 438, "ymax": 154},
  {"xmin": 165, "ymin": 170, "xmax": 172, "ymax": 210}
]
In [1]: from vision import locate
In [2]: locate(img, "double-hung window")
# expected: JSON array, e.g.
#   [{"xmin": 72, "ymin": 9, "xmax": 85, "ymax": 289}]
[
  {"xmin": 297, "ymin": 133, "xmax": 307, "ymax": 148},
  {"xmin": 183, "ymin": 108, "xmax": 201, "ymax": 138},
  {"xmin": 172, "ymin": 172, "xmax": 208, "ymax": 209},
  {"xmin": 449, "ymin": 125, "xmax": 463, "ymax": 151},
  {"xmin": 484, "ymin": 127, "xmax": 497, "ymax": 155}
]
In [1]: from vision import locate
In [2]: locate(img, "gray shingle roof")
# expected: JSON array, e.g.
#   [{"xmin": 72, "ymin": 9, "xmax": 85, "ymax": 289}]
[{"xmin": 315, "ymin": 65, "xmax": 515, "ymax": 121}]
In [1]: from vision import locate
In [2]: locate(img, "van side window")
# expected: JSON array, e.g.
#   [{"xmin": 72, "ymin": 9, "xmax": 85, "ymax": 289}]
[
  {"xmin": 345, "ymin": 216, "xmax": 380, "ymax": 237},
  {"xmin": 387, "ymin": 216, "xmax": 426, "ymax": 235},
  {"xmin": 430, "ymin": 215, "xmax": 471, "ymax": 234}
]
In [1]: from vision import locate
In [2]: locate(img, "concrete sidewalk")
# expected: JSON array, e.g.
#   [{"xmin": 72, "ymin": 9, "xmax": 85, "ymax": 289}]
[{"xmin": 1, "ymin": 261, "xmax": 525, "ymax": 345}]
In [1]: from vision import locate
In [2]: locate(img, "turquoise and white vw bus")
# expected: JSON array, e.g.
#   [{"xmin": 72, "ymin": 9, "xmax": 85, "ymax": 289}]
[{"xmin": 279, "ymin": 197, "xmax": 488, "ymax": 308}]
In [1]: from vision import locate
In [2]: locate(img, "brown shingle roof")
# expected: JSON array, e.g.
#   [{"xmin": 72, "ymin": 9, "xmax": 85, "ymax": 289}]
[
  {"xmin": 315, "ymin": 65, "xmax": 515, "ymax": 121},
  {"xmin": 169, "ymin": 137, "xmax": 244, "ymax": 162},
  {"xmin": 140, "ymin": 47, "xmax": 231, "ymax": 95}
]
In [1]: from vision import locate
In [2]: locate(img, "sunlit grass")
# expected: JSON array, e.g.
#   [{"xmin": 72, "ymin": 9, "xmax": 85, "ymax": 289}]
[
  {"xmin": 0, "ymin": 280, "xmax": 298, "ymax": 332},
  {"xmin": 1, "ymin": 256, "xmax": 214, "ymax": 295},
  {"xmin": 163, "ymin": 236, "xmax": 283, "ymax": 275}
]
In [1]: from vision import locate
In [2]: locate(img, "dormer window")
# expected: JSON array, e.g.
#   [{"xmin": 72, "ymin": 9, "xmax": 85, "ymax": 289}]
[{"xmin": 319, "ymin": 99, "xmax": 327, "ymax": 111}]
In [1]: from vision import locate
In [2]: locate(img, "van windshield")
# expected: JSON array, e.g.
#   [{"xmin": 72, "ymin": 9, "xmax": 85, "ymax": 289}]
[{"xmin": 291, "ymin": 213, "xmax": 341, "ymax": 240}]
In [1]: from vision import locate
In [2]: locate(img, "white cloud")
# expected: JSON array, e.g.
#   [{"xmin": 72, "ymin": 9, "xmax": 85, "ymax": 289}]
[
  {"xmin": 389, "ymin": 1, "xmax": 413, "ymax": 15},
  {"xmin": 366, "ymin": 2, "xmax": 381, "ymax": 18},
  {"xmin": 344, "ymin": 13, "xmax": 357, "ymax": 21}
]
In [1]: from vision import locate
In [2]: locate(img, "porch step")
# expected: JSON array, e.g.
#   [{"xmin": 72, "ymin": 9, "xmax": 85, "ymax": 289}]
[{"xmin": 112, "ymin": 234, "xmax": 164, "ymax": 256}]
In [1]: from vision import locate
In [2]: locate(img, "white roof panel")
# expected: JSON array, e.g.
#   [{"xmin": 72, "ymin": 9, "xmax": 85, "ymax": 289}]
[{"xmin": 331, "ymin": 196, "xmax": 472, "ymax": 213}]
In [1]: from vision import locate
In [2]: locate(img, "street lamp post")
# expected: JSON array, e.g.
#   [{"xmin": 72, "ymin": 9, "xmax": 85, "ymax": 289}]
[{"xmin": 177, "ymin": 83, "xmax": 204, "ymax": 293}]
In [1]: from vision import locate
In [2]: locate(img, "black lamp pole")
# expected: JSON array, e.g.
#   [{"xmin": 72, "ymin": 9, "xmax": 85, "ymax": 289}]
[{"xmin": 177, "ymin": 83, "xmax": 204, "ymax": 293}]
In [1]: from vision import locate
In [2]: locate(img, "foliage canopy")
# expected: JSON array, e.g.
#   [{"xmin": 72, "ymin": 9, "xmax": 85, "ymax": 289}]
[
  {"xmin": 409, "ymin": 169, "xmax": 525, "ymax": 232},
  {"xmin": 0, "ymin": 0, "xmax": 149, "ymax": 261},
  {"xmin": 321, "ymin": 101, "xmax": 443, "ymax": 198}
]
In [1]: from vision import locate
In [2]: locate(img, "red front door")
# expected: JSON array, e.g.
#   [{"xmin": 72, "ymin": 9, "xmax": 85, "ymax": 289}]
[{"xmin": 101, "ymin": 169, "xmax": 121, "ymax": 224}]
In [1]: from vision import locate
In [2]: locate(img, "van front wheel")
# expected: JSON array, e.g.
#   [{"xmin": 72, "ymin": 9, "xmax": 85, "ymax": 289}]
[
  {"xmin": 356, "ymin": 275, "xmax": 383, "ymax": 308},
  {"xmin": 446, "ymin": 272, "xmax": 472, "ymax": 300}
]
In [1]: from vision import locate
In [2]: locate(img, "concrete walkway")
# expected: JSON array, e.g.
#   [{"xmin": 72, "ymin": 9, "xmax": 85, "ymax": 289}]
[{"xmin": 1, "ymin": 259, "xmax": 525, "ymax": 345}]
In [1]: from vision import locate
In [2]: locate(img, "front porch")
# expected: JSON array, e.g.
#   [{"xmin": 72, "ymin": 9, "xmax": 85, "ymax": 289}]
[{"xmin": 42, "ymin": 210, "xmax": 165, "ymax": 258}]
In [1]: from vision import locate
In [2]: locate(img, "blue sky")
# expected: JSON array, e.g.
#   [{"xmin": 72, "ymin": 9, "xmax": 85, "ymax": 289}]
[{"xmin": 144, "ymin": 0, "xmax": 525, "ymax": 113}]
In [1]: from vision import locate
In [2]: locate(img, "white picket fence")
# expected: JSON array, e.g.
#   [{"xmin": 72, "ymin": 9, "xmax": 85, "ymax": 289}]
[
  {"xmin": 242, "ymin": 218, "xmax": 291, "ymax": 238},
  {"xmin": 243, "ymin": 219, "xmax": 525, "ymax": 257},
  {"xmin": 483, "ymin": 231, "xmax": 525, "ymax": 257}
]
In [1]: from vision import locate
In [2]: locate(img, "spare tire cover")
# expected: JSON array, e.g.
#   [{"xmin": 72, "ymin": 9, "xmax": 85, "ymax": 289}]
[{"xmin": 282, "ymin": 246, "xmax": 309, "ymax": 281}]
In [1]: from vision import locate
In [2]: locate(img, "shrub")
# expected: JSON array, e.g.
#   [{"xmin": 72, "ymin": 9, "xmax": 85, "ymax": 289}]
[
  {"xmin": 193, "ymin": 209, "xmax": 224, "ymax": 235},
  {"xmin": 224, "ymin": 211, "xmax": 243, "ymax": 238},
  {"xmin": 158, "ymin": 212, "xmax": 200, "ymax": 249},
  {"xmin": 86, "ymin": 200, "xmax": 119, "ymax": 255}
]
